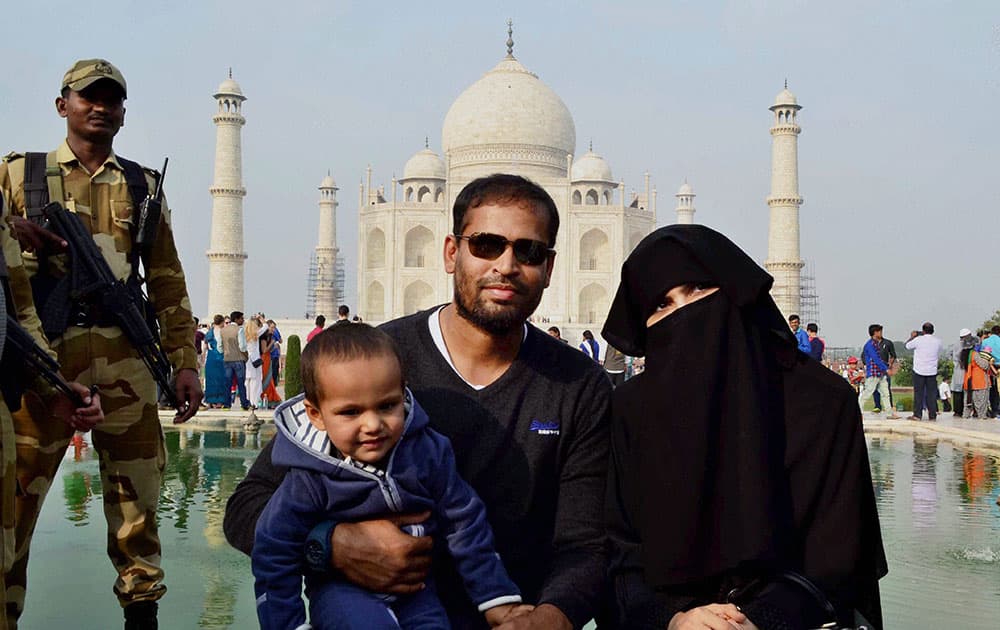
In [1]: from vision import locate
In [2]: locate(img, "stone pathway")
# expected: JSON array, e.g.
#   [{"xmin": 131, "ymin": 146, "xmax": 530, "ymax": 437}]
[{"xmin": 863, "ymin": 411, "xmax": 1000, "ymax": 449}]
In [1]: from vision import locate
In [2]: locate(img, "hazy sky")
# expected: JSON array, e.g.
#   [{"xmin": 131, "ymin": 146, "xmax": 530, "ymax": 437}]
[{"xmin": 2, "ymin": 1, "xmax": 998, "ymax": 346}]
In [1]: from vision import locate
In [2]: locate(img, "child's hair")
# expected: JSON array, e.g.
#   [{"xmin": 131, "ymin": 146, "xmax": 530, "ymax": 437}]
[
  {"xmin": 300, "ymin": 323, "xmax": 405, "ymax": 405},
  {"xmin": 806, "ymin": 323, "xmax": 818, "ymax": 333}
]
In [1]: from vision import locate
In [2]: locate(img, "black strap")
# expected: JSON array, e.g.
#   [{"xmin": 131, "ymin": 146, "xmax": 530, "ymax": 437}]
[
  {"xmin": 23, "ymin": 152, "xmax": 48, "ymax": 225},
  {"xmin": 117, "ymin": 157, "xmax": 151, "ymax": 284}
]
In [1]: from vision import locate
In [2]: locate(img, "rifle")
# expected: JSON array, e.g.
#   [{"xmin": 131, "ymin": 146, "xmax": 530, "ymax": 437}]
[
  {"xmin": 40, "ymin": 201, "xmax": 179, "ymax": 408},
  {"xmin": 3, "ymin": 314, "xmax": 89, "ymax": 407}
]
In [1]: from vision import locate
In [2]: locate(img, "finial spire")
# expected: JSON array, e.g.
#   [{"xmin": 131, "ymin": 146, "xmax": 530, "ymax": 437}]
[
  {"xmin": 229, "ymin": 67, "xmax": 232, "ymax": 79},
  {"xmin": 784, "ymin": 77, "xmax": 788, "ymax": 89},
  {"xmin": 425, "ymin": 136, "xmax": 429, "ymax": 149},
  {"xmin": 589, "ymin": 139, "xmax": 593, "ymax": 152},
  {"xmin": 506, "ymin": 19, "xmax": 514, "ymax": 57}
]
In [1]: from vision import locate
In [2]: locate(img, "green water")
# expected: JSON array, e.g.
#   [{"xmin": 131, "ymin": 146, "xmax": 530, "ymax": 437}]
[{"xmin": 18, "ymin": 430, "xmax": 1000, "ymax": 628}]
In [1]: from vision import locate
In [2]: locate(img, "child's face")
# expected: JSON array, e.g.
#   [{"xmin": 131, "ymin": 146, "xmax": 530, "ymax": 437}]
[{"xmin": 304, "ymin": 354, "xmax": 406, "ymax": 465}]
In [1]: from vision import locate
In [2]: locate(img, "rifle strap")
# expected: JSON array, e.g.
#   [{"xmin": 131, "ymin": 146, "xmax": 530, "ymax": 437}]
[{"xmin": 117, "ymin": 157, "xmax": 150, "ymax": 284}]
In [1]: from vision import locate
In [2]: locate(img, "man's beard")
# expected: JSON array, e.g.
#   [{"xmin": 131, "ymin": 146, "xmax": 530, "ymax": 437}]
[{"xmin": 453, "ymin": 272, "xmax": 542, "ymax": 336}]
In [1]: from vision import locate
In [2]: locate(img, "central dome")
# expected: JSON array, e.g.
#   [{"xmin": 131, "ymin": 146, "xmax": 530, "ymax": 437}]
[{"xmin": 441, "ymin": 56, "xmax": 576, "ymax": 173}]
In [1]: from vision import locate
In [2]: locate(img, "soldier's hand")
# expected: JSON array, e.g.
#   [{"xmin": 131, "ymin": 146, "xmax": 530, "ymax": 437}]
[
  {"xmin": 53, "ymin": 384, "xmax": 103, "ymax": 432},
  {"xmin": 10, "ymin": 216, "xmax": 67, "ymax": 253},
  {"xmin": 331, "ymin": 512, "xmax": 433, "ymax": 593},
  {"xmin": 173, "ymin": 368, "xmax": 203, "ymax": 424}
]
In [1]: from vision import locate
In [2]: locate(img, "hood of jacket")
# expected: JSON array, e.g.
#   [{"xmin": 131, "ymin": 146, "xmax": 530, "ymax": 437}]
[{"xmin": 270, "ymin": 388, "xmax": 426, "ymax": 474}]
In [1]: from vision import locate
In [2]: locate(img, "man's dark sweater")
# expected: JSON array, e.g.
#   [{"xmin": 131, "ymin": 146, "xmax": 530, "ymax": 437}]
[{"xmin": 223, "ymin": 307, "xmax": 611, "ymax": 628}]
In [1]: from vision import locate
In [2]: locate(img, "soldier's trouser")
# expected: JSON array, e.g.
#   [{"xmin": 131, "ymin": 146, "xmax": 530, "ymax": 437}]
[
  {"xmin": 0, "ymin": 398, "xmax": 15, "ymax": 630},
  {"xmin": 4, "ymin": 326, "xmax": 166, "ymax": 625}
]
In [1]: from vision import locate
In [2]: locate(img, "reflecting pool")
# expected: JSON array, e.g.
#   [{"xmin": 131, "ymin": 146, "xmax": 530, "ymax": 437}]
[{"xmin": 18, "ymin": 430, "xmax": 1000, "ymax": 628}]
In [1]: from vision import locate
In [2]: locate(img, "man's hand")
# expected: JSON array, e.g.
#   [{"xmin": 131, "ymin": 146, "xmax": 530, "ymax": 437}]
[
  {"xmin": 173, "ymin": 368, "xmax": 203, "ymax": 424},
  {"xmin": 10, "ymin": 216, "xmax": 67, "ymax": 253},
  {"xmin": 51, "ymin": 383, "xmax": 103, "ymax": 432},
  {"xmin": 485, "ymin": 603, "xmax": 534, "ymax": 627},
  {"xmin": 668, "ymin": 604, "xmax": 752, "ymax": 630},
  {"xmin": 494, "ymin": 603, "xmax": 571, "ymax": 630},
  {"xmin": 331, "ymin": 512, "xmax": 433, "ymax": 594}
]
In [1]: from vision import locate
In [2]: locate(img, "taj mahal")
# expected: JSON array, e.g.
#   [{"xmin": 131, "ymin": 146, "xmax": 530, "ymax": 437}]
[{"xmin": 204, "ymin": 23, "xmax": 807, "ymax": 348}]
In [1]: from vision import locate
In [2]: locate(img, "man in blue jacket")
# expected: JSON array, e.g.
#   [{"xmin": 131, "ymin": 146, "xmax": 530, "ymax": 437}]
[
  {"xmin": 859, "ymin": 324, "xmax": 896, "ymax": 415},
  {"xmin": 789, "ymin": 314, "xmax": 811, "ymax": 354}
]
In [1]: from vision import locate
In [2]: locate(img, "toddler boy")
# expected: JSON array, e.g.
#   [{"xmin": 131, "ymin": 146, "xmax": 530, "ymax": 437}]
[{"xmin": 252, "ymin": 324, "xmax": 529, "ymax": 629}]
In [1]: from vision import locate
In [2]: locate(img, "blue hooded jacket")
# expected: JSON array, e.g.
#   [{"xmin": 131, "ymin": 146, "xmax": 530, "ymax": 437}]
[{"xmin": 252, "ymin": 391, "xmax": 521, "ymax": 629}]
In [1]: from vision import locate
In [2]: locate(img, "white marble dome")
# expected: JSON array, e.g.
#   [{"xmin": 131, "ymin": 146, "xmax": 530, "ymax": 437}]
[
  {"xmin": 441, "ymin": 56, "xmax": 576, "ymax": 156},
  {"xmin": 402, "ymin": 148, "xmax": 446, "ymax": 180},
  {"xmin": 773, "ymin": 87, "xmax": 798, "ymax": 107},
  {"xmin": 215, "ymin": 77, "xmax": 244, "ymax": 98},
  {"xmin": 677, "ymin": 181, "xmax": 693, "ymax": 195},
  {"xmin": 571, "ymin": 150, "xmax": 613, "ymax": 182},
  {"xmin": 320, "ymin": 173, "xmax": 337, "ymax": 189}
]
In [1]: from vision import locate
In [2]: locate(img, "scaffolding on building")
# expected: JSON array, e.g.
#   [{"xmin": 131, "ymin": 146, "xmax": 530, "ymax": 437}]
[
  {"xmin": 799, "ymin": 259, "xmax": 820, "ymax": 328},
  {"xmin": 304, "ymin": 251, "xmax": 346, "ymax": 318}
]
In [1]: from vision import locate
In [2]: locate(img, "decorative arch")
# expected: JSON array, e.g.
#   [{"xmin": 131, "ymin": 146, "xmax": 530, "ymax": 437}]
[
  {"xmin": 435, "ymin": 188, "xmax": 444, "ymax": 203},
  {"xmin": 405, "ymin": 187, "xmax": 413, "ymax": 202},
  {"xmin": 603, "ymin": 190, "xmax": 612, "ymax": 204},
  {"xmin": 579, "ymin": 228, "xmax": 610, "ymax": 271},
  {"xmin": 585, "ymin": 189, "xmax": 599, "ymax": 205},
  {"xmin": 366, "ymin": 227, "xmax": 385, "ymax": 269},
  {"xmin": 366, "ymin": 281, "xmax": 385, "ymax": 321},
  {"xmin": 417, "ymin": 185, "xmax": 431, "ymax": 202},
  {"xmin": 572, "ymin": 190, "xmax": 582, "ymax": 205},
  {"xmin": 578, "ymin": 283, "xmax": 609, "ymax": 325},
  {"xmin": 404, "ymin": 225, "xmax": 435, "ymax": 268},
  {"xmin": 403, "ymin": 280, "xmax": 434, "ymax": 315}
]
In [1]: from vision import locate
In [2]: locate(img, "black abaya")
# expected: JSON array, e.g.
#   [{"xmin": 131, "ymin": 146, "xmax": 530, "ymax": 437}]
[{"xmin": 602, "ymin": 225, "xmax": 887, "ymax": 629}]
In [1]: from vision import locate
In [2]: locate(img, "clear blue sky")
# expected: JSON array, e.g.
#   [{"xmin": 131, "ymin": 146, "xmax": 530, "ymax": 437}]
[{"xmin": 2, "ymin": 0, "xmax": 998, "ymax": 346}]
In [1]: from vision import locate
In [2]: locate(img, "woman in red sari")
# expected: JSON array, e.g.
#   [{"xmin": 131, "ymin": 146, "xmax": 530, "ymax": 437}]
[{"xmin": 260, "ymin": 326, "xmax": 282, "ymax": 408}]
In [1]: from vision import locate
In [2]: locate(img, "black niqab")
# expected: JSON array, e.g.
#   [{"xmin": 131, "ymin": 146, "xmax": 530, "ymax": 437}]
[{"xmin": 603, "ymin": 225, "xmax": 886, "ymax": 625}]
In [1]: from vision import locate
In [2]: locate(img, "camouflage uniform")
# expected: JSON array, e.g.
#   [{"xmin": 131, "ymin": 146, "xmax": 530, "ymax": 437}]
[
  {"xmin": 0, "ymin": 140, "xmax": 197, "ymax": 622},
  {"xmin": 1, "ymin": 191, "xmax": 58, "ymax": 629}
]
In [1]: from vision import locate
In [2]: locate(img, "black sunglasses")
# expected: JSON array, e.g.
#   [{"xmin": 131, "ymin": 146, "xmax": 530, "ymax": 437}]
[{"xmin": 454, "ymin": 232, "xmax": 554, "ymax": 266}]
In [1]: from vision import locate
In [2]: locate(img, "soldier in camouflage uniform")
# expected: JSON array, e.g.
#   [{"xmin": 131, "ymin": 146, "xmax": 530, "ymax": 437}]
[
  {"xmin": 1, "ymin": 192, "xmax": 103, "ymax": 629},
  {"xmin": 0, "ymin": 59, "xmax": 203, "ymax": 629}
]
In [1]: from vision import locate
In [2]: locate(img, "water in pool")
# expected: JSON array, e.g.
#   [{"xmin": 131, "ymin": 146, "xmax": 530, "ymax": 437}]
[{"xmin": 18, "ymin": 430, "xmax": 1000, "ymax": 628}]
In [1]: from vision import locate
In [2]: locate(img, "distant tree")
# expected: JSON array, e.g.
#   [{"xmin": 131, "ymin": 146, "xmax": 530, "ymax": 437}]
[
  {"xmin": 891, "ymin": 356, "xmax": 953, "ymax": 387},
  {"xmin": 938, "ymin": 357, "xmax": 954, "ymax": 384},
  {"xmin": 981, "ymin": 309, "xmax": 1000, "ymax": 332},
  {"xmin": 284, "ymin": 335, "xmax": 303, "ymax": 399},
  {"xmin": 893, "ymin": 357, "xmax": 912, "ymax": 386}
]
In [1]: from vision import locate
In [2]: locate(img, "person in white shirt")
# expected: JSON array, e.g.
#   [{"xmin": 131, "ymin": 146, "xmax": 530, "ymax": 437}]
[
  {"xmin": 937, "ymin": 379, "xmax": 952, "ymax": 412},
  {"xmin": 905, "ymin": 322, "xmax": 943, "ymax": 421}
]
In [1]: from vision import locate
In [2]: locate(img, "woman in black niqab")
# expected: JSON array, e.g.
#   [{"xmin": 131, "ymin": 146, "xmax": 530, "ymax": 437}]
[{"xmin": 603, "ymin": 225, "xmax": 886, "ymax": 629}]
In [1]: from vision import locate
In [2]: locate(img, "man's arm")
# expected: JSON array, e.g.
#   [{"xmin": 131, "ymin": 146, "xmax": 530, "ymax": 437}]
[
  {"xmin": 535, "ymin": 371, "xmax": 611, "ymax": 628},
  {"xmin": 144, "ymin": 191, "xmax": 198, "ymax": 375},
  {"xmin": 224, "ymin": 438, "xmax": 288, "ymax": 555},
  {"xmin": 224, "ymin": 435, "xmax": 434, "ymax": 593},
  {"xmin": 143, "ymin": 191, "xmax": 202, "ymax": 421}
]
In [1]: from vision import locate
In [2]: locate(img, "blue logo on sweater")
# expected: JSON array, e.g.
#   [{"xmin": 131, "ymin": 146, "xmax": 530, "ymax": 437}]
[{"xmin": 529, "ymin": 420, "xmax": 560, "ymax": 435}]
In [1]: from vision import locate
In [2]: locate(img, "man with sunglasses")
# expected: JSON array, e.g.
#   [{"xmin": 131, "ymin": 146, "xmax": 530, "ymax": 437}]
[{"xmin": 225, "ymin": 174, "xmax": 610, "ymax": 629}]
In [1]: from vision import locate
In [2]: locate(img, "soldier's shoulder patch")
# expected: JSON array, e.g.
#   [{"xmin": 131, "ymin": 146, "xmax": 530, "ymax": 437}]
[{"xmin": 2, "ymin": 152, "xmax": 25, "ymax": 163}]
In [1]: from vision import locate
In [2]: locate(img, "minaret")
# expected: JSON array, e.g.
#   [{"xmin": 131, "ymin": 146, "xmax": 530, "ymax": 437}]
[
  {"xmin": 206, "ymin": 70, "xmax": 247, "ymax": 317},
  {"xmin": 765, "ymin": 82, "xmax": 803, "ymax": 317},
  {"xmin": 314, "ymin": 172, "xmax": 340, "ymax": 319},
  {"xmin": 675, "ymin": 180, "xmax": 695, "ymax": 224}
]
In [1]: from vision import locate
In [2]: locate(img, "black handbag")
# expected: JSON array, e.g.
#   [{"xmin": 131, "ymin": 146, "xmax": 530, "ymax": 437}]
[
  {"xmin": 251, "ymin": 357, "xmax": 263, "ymax": 368},
  {"xmin": 726, "ymin": 571, "xmax": 874, "ymax": 630}
]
